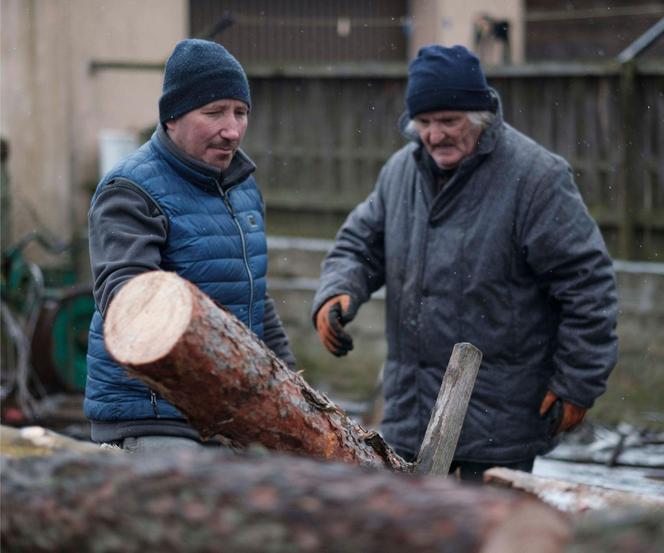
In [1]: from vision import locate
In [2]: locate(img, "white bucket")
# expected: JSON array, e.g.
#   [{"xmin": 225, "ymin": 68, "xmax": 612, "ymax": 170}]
[{"xmin": 98, "ymin": 129, "xmax": 139, "ymax": 178}]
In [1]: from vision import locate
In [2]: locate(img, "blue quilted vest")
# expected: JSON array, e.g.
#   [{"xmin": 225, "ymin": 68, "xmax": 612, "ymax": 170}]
[{"xmin": 84, "ymin": 129, "xmax": 267, "ymax": 422}]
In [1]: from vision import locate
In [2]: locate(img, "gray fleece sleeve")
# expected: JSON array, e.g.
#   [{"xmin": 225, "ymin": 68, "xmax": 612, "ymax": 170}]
[
  {"xmin": 262, "ymin": 294, "xmax": 297, "ymax": 370},
  {"xmin": 88, "ymin": 180, "xmax": 167, "ymax": 317},
  {"xmin": 311, "ymin": 163, "xmax": 388, "ymax": 323}
]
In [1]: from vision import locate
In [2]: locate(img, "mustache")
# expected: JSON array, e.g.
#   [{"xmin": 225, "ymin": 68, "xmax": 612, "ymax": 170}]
[{"xmin": 209, "ymin": 140, "xmax": 237, "ymax": 149}]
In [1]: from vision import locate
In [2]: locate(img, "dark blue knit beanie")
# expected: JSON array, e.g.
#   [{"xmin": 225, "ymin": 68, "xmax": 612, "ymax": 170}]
[
  {"xmin": 159, "ymin": 39, "xmax": 251, "ymax": 124},
  {"xmin": 406, "ymin": 45, "xmax": 491, "ymax": 118}
]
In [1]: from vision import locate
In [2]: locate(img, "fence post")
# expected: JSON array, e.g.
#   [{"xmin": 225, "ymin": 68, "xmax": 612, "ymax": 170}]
[
  {"xmin": 618, "ymin": 59, "xmax": 637, "ymax": 259},
  {"xmin": 615, "ymin": 17, "xmax": 664, "ymax": 260}
]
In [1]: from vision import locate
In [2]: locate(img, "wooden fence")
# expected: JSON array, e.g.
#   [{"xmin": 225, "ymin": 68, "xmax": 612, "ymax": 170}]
[{"xmin": 243, "ymin": 61, "xmax": 664, "ymax": 261}]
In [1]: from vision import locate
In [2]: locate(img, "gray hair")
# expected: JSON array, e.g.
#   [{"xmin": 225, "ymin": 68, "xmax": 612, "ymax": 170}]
[
  {"xmin": 466, "ymin": 111, "xmax": 495, "ymax": 130},
  {"xmin": 406, "ymin": 111, "xmax": 495, "ymax": 135}
]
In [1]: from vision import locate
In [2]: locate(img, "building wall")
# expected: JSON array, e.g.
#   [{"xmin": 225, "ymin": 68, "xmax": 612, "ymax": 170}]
[
  {"xmin": 2, "ymin": 0, "xmax": 73, "ymax": 246},
  {"xmin": 189, "ymin": 0, "xmax": 409, "ymax": 63},
  {"xmin": 1, "ymin": 0, "xmax": 187, "ymax": 254},
  {"xmin": 1, "ymin": 0, "xmax": 527, "ymax": 261},
  {"xmin": 409, "ymin": 0, "xmax": 524, "ymax": 64}
]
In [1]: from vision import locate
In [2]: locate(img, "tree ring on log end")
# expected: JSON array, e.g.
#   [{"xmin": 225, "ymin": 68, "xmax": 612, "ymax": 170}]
[{"xmin": 105, "ymin": 271, "xmax": 193, "ymax": 365}]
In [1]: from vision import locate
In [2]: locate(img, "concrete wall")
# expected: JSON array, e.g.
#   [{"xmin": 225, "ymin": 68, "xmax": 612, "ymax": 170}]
[
  {"xmin": 1, "ymin": 0, "xmax": 186, "ymax": 255},
  {"xmin": 614, "ymin": 261, "xmax": 664, "ymax": 362},
  {"xmin": 267, "ymin": 237, "xmax": 664, "ymax": 421},
  {"xmin": 409, "ymin": 0, "xmax": 524, "ymax": 64}
]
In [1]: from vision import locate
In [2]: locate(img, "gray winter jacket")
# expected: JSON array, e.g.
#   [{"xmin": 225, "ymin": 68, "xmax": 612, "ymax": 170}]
[{"xmin": 312, "ymin": 95, "xmax": 618, "ymax": 463}]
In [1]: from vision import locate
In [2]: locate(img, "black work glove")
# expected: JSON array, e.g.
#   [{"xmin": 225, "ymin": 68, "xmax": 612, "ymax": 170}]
[{"xmin": 315, "ymin": 294, "xmax": 355, "ymax": 357}]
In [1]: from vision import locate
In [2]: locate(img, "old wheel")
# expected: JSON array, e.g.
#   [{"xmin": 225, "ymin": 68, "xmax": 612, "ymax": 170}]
[{"xmin": 31, "ymin": 285, "xmax": 95, "ymax": 394}]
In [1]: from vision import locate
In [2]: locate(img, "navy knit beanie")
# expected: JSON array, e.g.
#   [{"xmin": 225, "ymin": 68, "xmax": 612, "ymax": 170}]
[
  {"xmin": 159, "ymin": 39, "xmax": 251, "ymax": 124},
  {"xmin": 406, "ymin": 45, "xmax": 492, "ymax": 118}
]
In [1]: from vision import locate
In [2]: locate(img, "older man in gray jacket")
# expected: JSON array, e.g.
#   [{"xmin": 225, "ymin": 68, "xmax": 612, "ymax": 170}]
[{"xmin": 312, "ymin": 45, "xmax": 618, "ymax": 480}]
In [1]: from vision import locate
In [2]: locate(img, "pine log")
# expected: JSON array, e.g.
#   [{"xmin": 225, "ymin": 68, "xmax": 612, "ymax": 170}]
[
  {"xmin": 104, "ymin": 271, "xmax": 407, "ymax": 471},
  {"xmin": 1, "ymin": 447, "xmax": 572, "ymax": 553}
]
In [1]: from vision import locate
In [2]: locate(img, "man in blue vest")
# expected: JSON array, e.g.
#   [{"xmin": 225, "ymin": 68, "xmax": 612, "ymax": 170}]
[{"xmin": 85, "ymin": 39, "xmax": 295, "ymax": 453}]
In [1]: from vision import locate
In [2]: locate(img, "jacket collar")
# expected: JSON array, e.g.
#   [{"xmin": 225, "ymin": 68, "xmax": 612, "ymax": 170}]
[{"xmin": 153, "ymin": 124, "xmax": 256, "ymax": 193}]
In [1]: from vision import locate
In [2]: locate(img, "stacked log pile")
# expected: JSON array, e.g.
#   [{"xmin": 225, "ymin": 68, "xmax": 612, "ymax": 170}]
[
  {"xmin": 2, "ymin": 271, "xmax": 661, "ymax": 552},
  {"xmin": 3, "ymin": 427, "xmax": 661, "ymax": 553}
]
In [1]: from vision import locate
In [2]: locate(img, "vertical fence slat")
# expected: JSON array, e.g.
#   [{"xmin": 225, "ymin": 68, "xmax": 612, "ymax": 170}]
[{"xmin": 619, "ymin": 61, "xmax": 638, "ymax": 259}]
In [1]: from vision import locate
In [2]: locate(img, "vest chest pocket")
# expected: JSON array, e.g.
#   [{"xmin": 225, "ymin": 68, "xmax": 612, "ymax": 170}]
[{"xmin": 239, "ymin": 210, "xmax": 263, "ymax": 233}]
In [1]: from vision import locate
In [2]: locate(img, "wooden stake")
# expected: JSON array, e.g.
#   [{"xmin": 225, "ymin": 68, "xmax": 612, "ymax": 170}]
[{"xmin": 415, "ymin": 342, "xmax": 482, "ymax": 476}]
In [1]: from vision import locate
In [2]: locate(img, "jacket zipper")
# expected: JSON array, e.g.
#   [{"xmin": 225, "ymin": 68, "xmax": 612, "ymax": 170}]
[
  {"xmin": 215, "ymin": 182, "xmax": 254, "ymax": 332},
  {"xmin": 150, "ymin": 390, "xmax": 159, "ymax": 417}
]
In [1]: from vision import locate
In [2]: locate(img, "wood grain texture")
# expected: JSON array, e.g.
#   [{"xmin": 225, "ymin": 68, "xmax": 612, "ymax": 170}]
[
  {"xmin": 484, "ymin": 467, "xmax": 664, "ymax": 513},
  {"xmin": 415, "ymin": 342, "xmax": 482, "ymax": 476}
]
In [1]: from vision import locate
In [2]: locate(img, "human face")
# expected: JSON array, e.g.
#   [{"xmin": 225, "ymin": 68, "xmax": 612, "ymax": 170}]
[
  {"xmin": 166, "ymin": 98, "xmax": 249, "ymax": 171},
  {"xmin": 414, "ymin": 110, "xmax": 482, "ymax": 170}
]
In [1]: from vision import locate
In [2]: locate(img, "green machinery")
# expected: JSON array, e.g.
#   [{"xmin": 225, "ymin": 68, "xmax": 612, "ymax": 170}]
[{"xmin": 1, "ymin": 232, "xmax": 95, "ymax": 410}]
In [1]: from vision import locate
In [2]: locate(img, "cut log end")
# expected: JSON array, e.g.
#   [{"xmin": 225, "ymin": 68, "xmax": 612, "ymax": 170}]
[{"xmin": 105, "ymin": 271, "xmax": 193, "ymax": 364}]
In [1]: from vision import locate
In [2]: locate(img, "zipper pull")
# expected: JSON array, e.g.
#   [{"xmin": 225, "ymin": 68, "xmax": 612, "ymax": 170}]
[
  {"xmin": 224, "ymin": 195, "xmax": 235, "ymax": 215},
  {"xmin": 216, "ymin": 182, "xmax": 235, "ymax": 214},
  {"xmin": 150, "ymin": 391, "xmax": 159, "ymax": 417}
]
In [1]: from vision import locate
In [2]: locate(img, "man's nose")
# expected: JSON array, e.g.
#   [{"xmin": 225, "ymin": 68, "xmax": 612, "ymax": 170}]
[
  {"xmin": 220, "ymin": 118, "xmax": 241, "ymax": 141},
  {"xmin": 429, "ymin": 125, "xmax": 446, "ymax": 145}
]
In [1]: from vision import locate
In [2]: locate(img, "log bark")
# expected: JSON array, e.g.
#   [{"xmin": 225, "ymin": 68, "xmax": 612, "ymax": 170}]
[
  {"xmin": 104, "ymin": 271, "xmax": 407, "ymax": 471},
  {"xmin": 415, "ymin": 342, "xmax": 482, "ymax": 475},
  {"xmin": 1, "ymin": 447, "xmax": 571, "ymax": 553}
]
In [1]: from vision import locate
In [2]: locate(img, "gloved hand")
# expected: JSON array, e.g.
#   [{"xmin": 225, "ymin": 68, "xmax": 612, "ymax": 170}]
[
  {"xmin": 315, "ymin": 294, "xmax": 354, "ymax": 357},
  {"xmin": 539, "ymin": 390, "xmax": 587, "ymax": 435}
]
